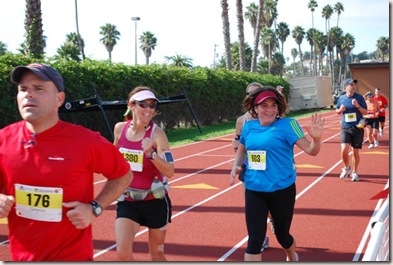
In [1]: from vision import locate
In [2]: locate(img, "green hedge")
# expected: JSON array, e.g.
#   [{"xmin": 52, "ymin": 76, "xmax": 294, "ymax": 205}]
[{"xmin": 0, "ymin": 53, "xmax": 289, "ymax": 140}]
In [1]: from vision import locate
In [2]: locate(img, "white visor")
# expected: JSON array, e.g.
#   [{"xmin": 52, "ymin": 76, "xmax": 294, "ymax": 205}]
[{"xmin": 130, "ymin": 90, "xmax": 159, "ymax": 102}]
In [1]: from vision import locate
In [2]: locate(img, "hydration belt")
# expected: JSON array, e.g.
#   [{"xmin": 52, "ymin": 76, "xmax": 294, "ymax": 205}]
[{"xmin": 118, "ymin": 178, "xmax": 170, "ymax": 201}]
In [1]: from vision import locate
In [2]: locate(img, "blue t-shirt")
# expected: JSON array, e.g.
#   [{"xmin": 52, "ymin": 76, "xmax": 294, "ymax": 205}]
[
  {"xmin": 239, "ymin": 118, "xmax": 304, "ymax": 192},
  {"xmin": 336, "ymin": 93, "xmax": 367, "ymax": 128}
]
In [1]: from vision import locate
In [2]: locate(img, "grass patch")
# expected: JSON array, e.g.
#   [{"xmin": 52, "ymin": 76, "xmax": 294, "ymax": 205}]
[
  {"xmin": 167, "ymin": 108, "xmax": 332, "ymax": 147},
  {"xmin": 167, "ymin": 120, "xmax": 236, "ymax": 147}
]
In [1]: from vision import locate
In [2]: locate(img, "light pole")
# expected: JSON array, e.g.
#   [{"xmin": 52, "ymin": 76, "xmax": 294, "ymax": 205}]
[
  {"xmin": 213, "ymin": 44, "xmax": 218, "ymax": 68},
  {"xmin": 131, "ymin": 17, "xmax": 140, "ymax": 65}
]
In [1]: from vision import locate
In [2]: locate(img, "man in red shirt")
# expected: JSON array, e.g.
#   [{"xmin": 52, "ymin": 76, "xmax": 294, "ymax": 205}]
[
  {"xmin": 374, "ymin": 88, "xmax": 389, "ymax": 138},
  {"xmin": 0, "ymin": 63, "xmax": 133, "ymax": 261}
]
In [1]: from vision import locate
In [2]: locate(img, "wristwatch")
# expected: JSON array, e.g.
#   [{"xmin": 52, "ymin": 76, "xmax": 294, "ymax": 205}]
[
  {"xmin": 90, "ymin": 201, "xmax": 103, "ymax": 217},
  {"xmin": 150, "ymin": 150, "xmax": 158, "ymax": 160}
]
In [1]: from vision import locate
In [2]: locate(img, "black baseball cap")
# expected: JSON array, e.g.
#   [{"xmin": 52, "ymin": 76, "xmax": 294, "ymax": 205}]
[{"xmin": 10, "ymin": 63, "xmax": 65, "ymax": 92}]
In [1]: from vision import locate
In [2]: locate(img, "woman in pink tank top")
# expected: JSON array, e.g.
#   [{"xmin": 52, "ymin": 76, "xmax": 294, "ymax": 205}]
[{"xmin": 113, "ymin": 86, "xmax": 175, "ymax": 261}]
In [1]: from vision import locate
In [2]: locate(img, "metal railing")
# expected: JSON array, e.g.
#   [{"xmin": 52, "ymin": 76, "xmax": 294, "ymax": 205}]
[{"xmin": 362, "ymin": 196, "xmax": 390, "ymax": 261}]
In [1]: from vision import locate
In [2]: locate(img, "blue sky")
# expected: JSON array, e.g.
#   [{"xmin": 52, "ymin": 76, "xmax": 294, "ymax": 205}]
[{"xmin": 0, "ymin": 0, "xmax": 390, "ymax": 67}]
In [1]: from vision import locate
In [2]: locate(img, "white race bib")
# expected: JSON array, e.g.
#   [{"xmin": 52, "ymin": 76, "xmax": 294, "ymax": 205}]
[
  {"xmin": 344, "ymin": 112, "xmax": 357, "ymax": 123},
  {"xmin": 15, "ymin": 184, "xmax": 63, "ymax": 222},
  {"xmin": 247, "ymin": 150, "xmax": 266, "ymax": 170},
  {"xmin": 119, "ymin": 148, "xmax": 144, "ymax": 172}
]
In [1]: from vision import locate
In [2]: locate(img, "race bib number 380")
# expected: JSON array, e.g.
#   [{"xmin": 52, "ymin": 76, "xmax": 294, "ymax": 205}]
[
  {"xmin": 119, "ymin": 148, "xmax": 143, "ymax": 172},
  {"xmin": 15, "ymin": 184, "xmax": 63, "ymax": 222},
  {"xmin": 247, "ymin": 150, "xmax": 266, "ymax": 170}
]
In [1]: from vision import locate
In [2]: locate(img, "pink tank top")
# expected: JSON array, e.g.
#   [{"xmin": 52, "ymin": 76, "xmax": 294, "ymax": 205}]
[{"xmin": 118, "ymin": 120, "xmax": 163, "ymax": 198}]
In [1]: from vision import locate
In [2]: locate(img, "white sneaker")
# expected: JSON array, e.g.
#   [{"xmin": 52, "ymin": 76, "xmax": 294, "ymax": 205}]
[
  {"xmin": 339, "ymin": 166, "xmax": 351, "ymax": 179},
  {"xmin": 368, "ymin": 143, "xmax": 375, "ymax": 149},
  {"xmin": 351, "ymin": 172, "xmax": 359, "ymax": 182},
  {"xmin": 374, "ymin": 140, "xmax": 379, "ymax": 147},
  {"xmin": 286, "ymin": 252, "xmax": 299, "ymax": 261},
  {"xmin": 261, "ymin": 236, "xmax": 269, "ymax": 252}
]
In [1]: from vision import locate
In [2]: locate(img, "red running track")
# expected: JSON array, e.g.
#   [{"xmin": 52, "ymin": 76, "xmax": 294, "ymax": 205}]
[{"xmin": 0, "ymin": 109, "xmax": 389, "ymax": 261}]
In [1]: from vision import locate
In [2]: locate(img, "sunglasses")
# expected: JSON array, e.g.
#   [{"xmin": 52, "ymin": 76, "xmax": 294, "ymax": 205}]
[{"xmin": 135, "ymin": 101, "xmax": 157, "ymax": 109}]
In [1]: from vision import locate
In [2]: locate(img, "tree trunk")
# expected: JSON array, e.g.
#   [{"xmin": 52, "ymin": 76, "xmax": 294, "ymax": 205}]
[
  {"xmin": 250, "ymin": 0, "xmax": 264, "ymax": 72},
  {"xmin": 236, "ymin": 0, "xmax": 246, "ymax": 71},
  {"xmin": 221, "ymin": 0, "xmax": 232, "ymax": 70},
  {"xmin": 74, "ymin": 0, "xmax": 85, "ymax": 60}
]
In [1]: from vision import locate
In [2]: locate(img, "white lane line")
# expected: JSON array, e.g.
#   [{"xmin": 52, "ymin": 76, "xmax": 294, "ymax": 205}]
[{"xmin": 93, "ymin": 159, "xmax": 241, "ymax": 258}]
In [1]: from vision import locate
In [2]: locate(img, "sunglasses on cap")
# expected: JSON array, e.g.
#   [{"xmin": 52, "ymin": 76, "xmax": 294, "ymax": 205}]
[{"xmin": 135, "ymin": 100, "xmax": 157, "ymax": 109}]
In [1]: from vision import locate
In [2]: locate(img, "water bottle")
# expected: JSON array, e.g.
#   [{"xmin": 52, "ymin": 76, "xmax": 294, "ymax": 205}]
[
  {"xmin": 151, "ymin": 176, "xmax": 165, "ymax": 199},
  {"xmin": 357, "ymin": 118, "xmax": 365, "ymax": 129},
  {"xmin": 163, "ymin": 176, "xmax": 171, "ymax": 192}
]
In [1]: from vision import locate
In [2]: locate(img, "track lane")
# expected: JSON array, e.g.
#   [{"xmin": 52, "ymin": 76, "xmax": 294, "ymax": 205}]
[{"xmin": 0, "ymin": 110, "xmax": 389, "ymax": 261}]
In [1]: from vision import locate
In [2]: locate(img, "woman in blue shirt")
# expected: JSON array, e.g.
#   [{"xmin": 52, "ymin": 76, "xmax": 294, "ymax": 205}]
[{"xmin": 230, "ymin": 86, "xmax": 324, "ymax": 261}]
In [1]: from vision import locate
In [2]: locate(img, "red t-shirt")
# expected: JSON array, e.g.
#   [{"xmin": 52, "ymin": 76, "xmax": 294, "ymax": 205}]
[
  {"xmin": 374, "ymin": 95, "xmax": 389, "ymax": 117},
  {"xmin": 0, "ymin": 120, "xmax": 130, "ymax": 261}
]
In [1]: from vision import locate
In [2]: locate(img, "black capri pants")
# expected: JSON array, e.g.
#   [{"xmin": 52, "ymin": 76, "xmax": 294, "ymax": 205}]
[{"xmin": 245, "ymin": 183, "xmax": 296, "ymax": 254}]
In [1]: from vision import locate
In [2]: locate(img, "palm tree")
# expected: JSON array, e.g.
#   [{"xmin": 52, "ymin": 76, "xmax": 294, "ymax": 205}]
[
  {"xmin": 24, "ymin": 0, "xmax": 46, "ymax": 58},
  {"xmin": 271, "ymin": 51, "xmax": 285, "ymax": 76},
  {"xmin": 308, "ymin": 0, "xmax": 318, "ymax": 71},
  {"xmin": 313, "ymin": 30, "xmax": 326, "ymax": 76},
  {"xmin": 322, "ymin": 4, "xmax": 333, "ymax": 75},
  {"xmin": 328, "ymin": 26, "xmax": 343, "ymax": 89},
  {"xmin": 292, "ymin": 25, "xmax": 305, "ymax": 75},
  {"xmin": 339, "ymin": 33, "xmax": 355, "ymax": 82},
  {"xmin": 230, "ymin": 41, "xmax": 253, "ymax": 71},
  {"xmin": 65, "ymin": 32, "xmax": 84, "ymax": 60},
  {"xmin": 99, "ymin": 23, "xmax": 120, "ymax": 61},
  {"xmin": 164, "ymin": 54, "xmax": 193, "ymax": 68},
  {"xmin": 236, "ymin": 0, "xmax": 246, "ymax": 71},
  {"xmin": 55, "ymin": 42, "xmax": 81, "ymax": 62},
  {"xmin": 245, "ymin": 2, "xmax": 259, "ymax": 36},
  {"xmin": 139, "ymin": 31, "xmax": 157, "ymax": 65},
  {"xmin": 308, "ymin": 0, "xmax": 318, "ymax": 30},
  {"xmin": 250, "ymin": 0, "xmax": 264, "ymax": 72},
  {"xmin": 276, "ymin": 22, "xmax": 290, "ymax": 56},
  {"xmin": 263, "ymin": 0, "xmax": 277, "ymax": 28},
  {"xmin": 334, "ymin": 2, "xmax": 344, "ymax": 27},
  {"xmin": 260, "ymin": 27, "xmax": 277, "ymax": 74},
  {"xmin": 74, "ymin": 0, "xmax": 85, "ymax": 60},
  {"xmin": 0, "ymin": 41, "xmax": 7, "ymax": 55},
  {"xmin": 261, "ymin": 27, "xmax": 277, "ymax": 59},
  {"xmin": 306, "ymin": 28, "xmax": 318, "ymax": 76},
  {"xmin": 221, "ymin": 0, "xmax": 232, "ymax": 70},
  {"xmin": 376, "ymin": 36, "xmax": 389, "ymax": 62},
  {"xmin": 291, "ymin": 48, "xmax": 298, "ymax": 74}
]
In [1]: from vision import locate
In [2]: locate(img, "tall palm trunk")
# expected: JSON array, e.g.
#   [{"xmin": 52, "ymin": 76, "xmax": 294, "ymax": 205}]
[
  {"xmin": 221, "ymin": 0, "xmax": 232, "ymax": 70},
  {"xmin": 74, "ymin": 0, "xmax": 85, "ymax": 60},
  {"xmin": 250, "ymin": 0, "xmax": 264, "ymax": 72},
  {"xmin": 236, "ymin": 0, "xmax": 246, "ymax": 71},
  {"xmin": 24, "ymin": 0, "xmax": 45, "ymax": 58}
]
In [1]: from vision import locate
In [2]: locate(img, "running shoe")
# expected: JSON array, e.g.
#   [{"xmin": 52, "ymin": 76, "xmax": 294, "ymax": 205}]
[
  {"xmin": 339, "ymin": 166, "xmax": 351, "ymax": 179},
  {"xmin": 374, "ymin": 140, "xmax": 379, "ymax": 147},
  {"xmin": 270, "ymin": 219, "xmax": 275, "ymax": 234},
  {"xmin": 351, "ymin": 172, "xmax": 359, "ymax": 182},
  {"xmin": 368, "ymin": 143, "xmax": 375, "ymax": 149},
  {"xmin": 261, "ymin": 236, "xmax": 270, "ymax": 252},
  {"xmin": 286, "ymin": 252, "xmax": 299, "ymax": 261}
]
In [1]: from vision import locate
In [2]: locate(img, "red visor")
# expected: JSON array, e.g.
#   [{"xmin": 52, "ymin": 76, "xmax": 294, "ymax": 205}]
[{"xmin": 254, "ymin": 91, "xmax": 278, "ymax": 105}]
